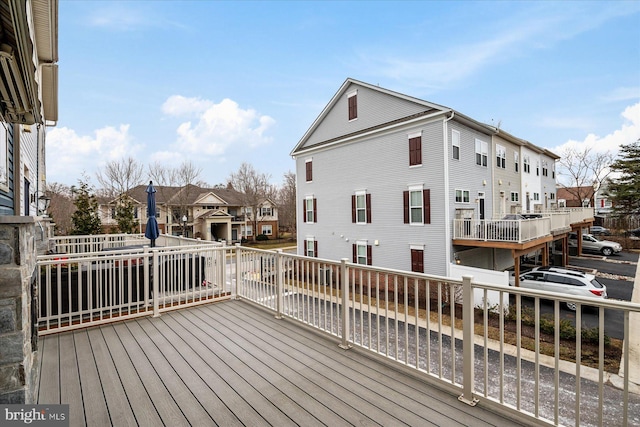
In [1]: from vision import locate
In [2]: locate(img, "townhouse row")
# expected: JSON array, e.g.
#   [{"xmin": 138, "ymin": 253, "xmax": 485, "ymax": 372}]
[{"xmin": 291, "ymin": 78, "xmax": 592, "ymax": 277}]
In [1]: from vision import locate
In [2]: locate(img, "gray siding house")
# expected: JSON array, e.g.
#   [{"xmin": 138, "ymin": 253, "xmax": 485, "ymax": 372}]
[{"xmin": 291, "ymin": 79, "xmax": 498, "ymax": 276}]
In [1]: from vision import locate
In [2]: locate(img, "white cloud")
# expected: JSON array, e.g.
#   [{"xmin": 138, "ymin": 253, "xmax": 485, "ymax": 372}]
[
  {"xmin": 163, "ymin": 96, "xmax": 275, "ymax": 156},
  {"xmin": 361, "ymin": 3, "xmax": 639, "ymax": 89},
  {"xmin": 46, "ymin": 125, "xmax": 140, "ymax": 184},
  {"xmin": 601, "ymin": 87, "xmax": 640, "ymax": 102},
  {"xmin": 551, "ymin": 102, "xmax": 640, "ymax": 157}
]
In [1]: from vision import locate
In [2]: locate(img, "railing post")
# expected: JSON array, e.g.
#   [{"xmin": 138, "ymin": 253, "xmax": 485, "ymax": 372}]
[
  {"xmin": 234, "ymin": 243, "xmax": 241, "ymax": 299},
  {"xmin": 275, "ymin": 249, "xmax": 283, "ymax": 319},
  {"xmin": 152, "ymin": 249, "xmax": 160, "ymax": 317},
  {"xmin": 459, "ymin": 275, "xmax": 478, "ymax": 406},
  {"xmin": 143, "ymin": 246, "xmax": 150, "ymax": 311},
  {"xmin": 339, "ymin": 258, "xmax": 351, "ymax": 350}
]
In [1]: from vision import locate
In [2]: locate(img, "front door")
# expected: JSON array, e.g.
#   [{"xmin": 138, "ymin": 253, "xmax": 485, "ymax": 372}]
[{"xmin": 478, "ymin": 192, "xmax": 485, "ymax": 220}]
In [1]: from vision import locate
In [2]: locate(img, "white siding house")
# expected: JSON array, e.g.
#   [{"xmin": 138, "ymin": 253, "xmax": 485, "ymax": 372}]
[{"xmin": 292, "ymin": 79, "xmax": 502, "ymax": 276}]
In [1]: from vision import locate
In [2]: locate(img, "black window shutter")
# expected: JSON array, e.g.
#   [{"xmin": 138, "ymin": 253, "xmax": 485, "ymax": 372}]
[
  {"xmin": 366, "ymin": 194, "xmax": 372, "ymax": 223},
  {"xmin": 302, "ymin": 200, "xmax": 306, "ymax": 223},
  {"xmin": 352, "ymin": 244, "xmax": 357, "ymax": 263},
  {"xmin": 314, "ymin": 240, "xmax": 318, "ymax": 258},
  {"xmin": 351, "ymin": 195, "xmax": 356, "ymax": 223},
  {"xmin": 306, "ymin": 161, "xmax": 312, "ymax": 181},
  {"xmin": 367, "ymin": 245, "xmax": 372, "ymax": 265},
  {"xmin": 403, "ymin": 191, "xmax": 409, "ymax": 223},
  {"xmin": 423, "ymin": 189, "xmax": 431, "ymax": 224},
  {"xmin": 313, "ymin": 198, "xmax": 317, "ymax": 222}
]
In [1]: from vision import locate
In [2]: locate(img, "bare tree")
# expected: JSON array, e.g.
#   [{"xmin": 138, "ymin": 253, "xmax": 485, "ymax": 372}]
[
  {"xmin": 45, "ymin": 182, "xmax": 74, "ymax": 235},
  {"xmin": 277, "ymin": 171, "xmax": 297, "ymax": 235},
  {"xmin": 557, "ymin": 147, "xmax": 614, "ymax": 206},
  {"xmin": 228, "ymin": 162, "xmax": 273, "ymax": 239},
  {"xmin": 148, "ymin": 161, "xmax": 203, "ymax": 229},
  {"xmin": 96, "ymin": 157, "xmax": 144, "ymax": 196}
]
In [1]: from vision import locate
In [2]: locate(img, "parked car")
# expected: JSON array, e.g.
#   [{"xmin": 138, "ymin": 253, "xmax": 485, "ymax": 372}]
[
  {"xmin": 509, "ymin": 266, "xmax": 607, "ymax": 311},
  {"xmin": 568, "ymin": 233, "xmax": 622, "ymax": 256},
  {"xmin": 589, "ymin": 226, "xmax": 611, "ymax": 236},
  {"xmin": 626, "ymin": 227, "xmax": 640, "ymax": 239}
]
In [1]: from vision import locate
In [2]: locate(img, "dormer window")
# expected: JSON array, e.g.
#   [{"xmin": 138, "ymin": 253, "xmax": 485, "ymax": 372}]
[{"xmin": 347, "ymin": 90, "xmax": 357, "ymax": 121}]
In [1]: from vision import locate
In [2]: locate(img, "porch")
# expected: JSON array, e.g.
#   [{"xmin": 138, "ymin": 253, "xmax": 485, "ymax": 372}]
[
  {"xmin": 35, "ymin": 234, "xmax": 639, "ymax": 426},
  {"xmin": 37, "ymin": 300, "xmax": 517, "ymax": 426}
]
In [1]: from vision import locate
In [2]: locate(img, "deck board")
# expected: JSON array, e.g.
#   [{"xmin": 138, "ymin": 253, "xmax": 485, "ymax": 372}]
[{"xmin": 38, "ymin": 300, "xmax": 523, "ymax": 427}]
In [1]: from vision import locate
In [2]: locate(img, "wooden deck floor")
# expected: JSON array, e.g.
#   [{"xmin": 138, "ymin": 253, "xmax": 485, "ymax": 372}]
[{"xmin": 37, "ymin": 300, "xmax": 523, "ymax": 426}]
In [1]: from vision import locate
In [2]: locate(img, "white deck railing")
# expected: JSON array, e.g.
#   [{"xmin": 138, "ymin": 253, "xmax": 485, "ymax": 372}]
[
  {"xmin": 37, "ymin": 239, "xmax": 639, "ymax": 427},
  {"xmin": 452, "ymin": 217, "xmax": 551, "ymax": 242}
]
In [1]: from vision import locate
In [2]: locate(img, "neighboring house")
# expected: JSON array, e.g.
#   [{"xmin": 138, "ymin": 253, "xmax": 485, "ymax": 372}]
[
  {"xmin": 0, "ymin": 0, "xmax": 58, "ymax": 403},
  {"xmin": 556, "ymin": 186, "xmax": 594, "ymax": 208},
  {"xmin": 291, "ymin": 78, "xmax": 562, "ymax": 277},
  {"xmin": 593, "ymin": 179, "xmax": 613, "ymax": 216},
  {"xmin": 99, "ymin": 184, "xmax": 279, "ymax": 242}
]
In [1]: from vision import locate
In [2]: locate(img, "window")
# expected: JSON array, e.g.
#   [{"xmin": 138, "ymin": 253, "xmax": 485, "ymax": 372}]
[
  {"xmin": 542, "ymin": 160, "xmax": 548, "ymax": 177},
  {"xmin": 455, "ymin": 189, "xmax": 470, "ymax": 203},
  {"xmin": 533, "ymin": 193, "xmax": 540, "ymax": 201},
  {"xmin": 403, "ymin": 187, "xmax": 431, "ymax": 225},
  {"xmin": 496, "ymin": 144, "xmax": 506, "ymax": 169},
  {"xmin": 536, "ymin": 160, "xmax": 540, "ymax": 176},
  {"xmin": 552, "ymin": 165, "xmax": 555, "ymax": 179},
  {"xmin": 348, "ymin": 90, "xmax": 357, "ymax": 120},
  {"xmin": 242, "ymin": 225, "xmax": 253, "ymax": 236},
  {"xmin": 452, "ymin": 129, "xmax": 460, "ymax": 160},
  {"xmin": 306, "ymin": 238, "xmax": 317, "ymax": 258},
  {"xmin": 260, "ymin": 207, "xmax": 272, "ymax": 216},
  {"xmin": 352, "ymin": 242, "xmax": 372, "ymax": 265},
  {"xmin": 409, "ymin": 132, "xmax": 422, "ymax": 166},
  {"xmin": 523, "ymin": 155, "xmax": 531, "ymax": 173},
  {"xmin": 514, "ymin": 152, "xmax": 519, "ymax": 173},
  {"xmin": 303, "ymin": 197, "xmax": 316, "ymax": 223},
  {"xmin": 352, "ymin": 192, "xmax": 371, "ymax": 224},
  {"xmin": 511, "ymin": 192, "xmax": 519, "ymax": 202},
  {"xmin": 111, "ymin": 207, "xmax": 116, "ymax": 219},
  {"xmin": 475, "ymin": 139, "xmax": 488, "ymax": 167},
  {"xmin": 410, "ymin": 248, "xmax": 424, "ymax": 273},
  {"xmin": 305, "ymin": 159, "xmax": 313, "ymax": 182},
  {"xmin": 550, "ymin": 193, "xmax": 556, "ymax": 200},
  {"xmin": 261, "ymin": 225, "xmax": 272, "ymax": 235}
]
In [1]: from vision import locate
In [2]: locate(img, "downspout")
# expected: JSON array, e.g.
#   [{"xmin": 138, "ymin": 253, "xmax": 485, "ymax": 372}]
[{"xmin": 443, "ymin": 110, "xmax": 454, "ymax": 276}]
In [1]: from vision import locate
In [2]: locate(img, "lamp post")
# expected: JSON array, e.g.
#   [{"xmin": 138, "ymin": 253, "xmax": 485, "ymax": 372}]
[{"xmin": 182, "ymin": 214, "xmax": 188, "ymax": 237}]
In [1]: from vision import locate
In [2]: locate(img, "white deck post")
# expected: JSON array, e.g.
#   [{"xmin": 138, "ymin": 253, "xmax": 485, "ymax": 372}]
[
  {"xmin": 143, "ymin": 246, "xmax": 150, "ymax": 310},
  {"xmin": 459, "ymin": 275, "xmax": 478, "ymax": 406},
  {"xmin": 275, "ymin": 249, "xmax": 283, "ymax": 319},
  {"xmin": 339, "ymin": 258, "xmax": 351, "ymax": 350},
  {"xmin": 152, "ymin": 249, "xmax": 160, "ymax": 317},
  {"xmin": 234, "ymin": 243, "xmax": 241, "ymax": 299}
]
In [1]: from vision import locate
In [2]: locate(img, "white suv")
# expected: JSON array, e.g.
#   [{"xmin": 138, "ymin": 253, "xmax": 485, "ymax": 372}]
[{"xmin": 510, "ymin": 266, "xmax": 607, "ymax": 311}]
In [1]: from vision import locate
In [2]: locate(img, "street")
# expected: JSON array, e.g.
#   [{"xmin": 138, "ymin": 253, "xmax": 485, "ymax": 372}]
[{"xmin": 515, "ymin": 252, "xmax": 638, "ymax": 340}]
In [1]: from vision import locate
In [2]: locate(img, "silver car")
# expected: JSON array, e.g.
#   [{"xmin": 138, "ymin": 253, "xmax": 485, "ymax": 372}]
[
  {"xmin": 568, "ymin": 233, "xmax": 622, "ymax": 256},
  {"xmin": 510, "ymin": 266, "xmax": 607, "ymax": 311}
]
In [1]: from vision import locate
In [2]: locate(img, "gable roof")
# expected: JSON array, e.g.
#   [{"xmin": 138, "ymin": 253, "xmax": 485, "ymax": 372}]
[
  {"xmin": 290, "ymin": 78, "xmax": 504, "ymax": 156},
  {"xmin": 115, "ymin": 184, "xmax": 245, "ymax": 207}
]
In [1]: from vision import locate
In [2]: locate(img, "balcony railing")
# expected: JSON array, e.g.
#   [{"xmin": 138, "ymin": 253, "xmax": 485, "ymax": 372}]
[
  {"xmin": 36, "ymin": 237, "xmax": 639, "ymax": 426},
  {"xmin": 453, "ymin": 217, "xmax": 551, "ymax": 242}
]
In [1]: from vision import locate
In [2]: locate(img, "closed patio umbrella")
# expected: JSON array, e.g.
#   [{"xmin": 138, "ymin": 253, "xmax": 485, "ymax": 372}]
[{"xmin": 144, "ymin": 181, "xmax": 160, "ymax": 247}]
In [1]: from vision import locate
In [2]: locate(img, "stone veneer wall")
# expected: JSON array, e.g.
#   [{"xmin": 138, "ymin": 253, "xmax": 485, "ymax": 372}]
[{"xmin": 0, "ymin": 217, "xmax": 46, "ymax": 403}]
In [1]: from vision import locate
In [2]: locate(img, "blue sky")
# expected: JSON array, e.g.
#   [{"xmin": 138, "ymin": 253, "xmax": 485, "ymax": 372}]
[{"xmin": 47, "ymin": 1, "xmax": 640, "ymax": 188}]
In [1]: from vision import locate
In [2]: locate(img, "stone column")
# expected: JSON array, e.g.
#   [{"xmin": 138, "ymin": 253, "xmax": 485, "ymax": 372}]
[{"xmin": 0, "ymin": 217, "xmax": 43, "ymax": 403}]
